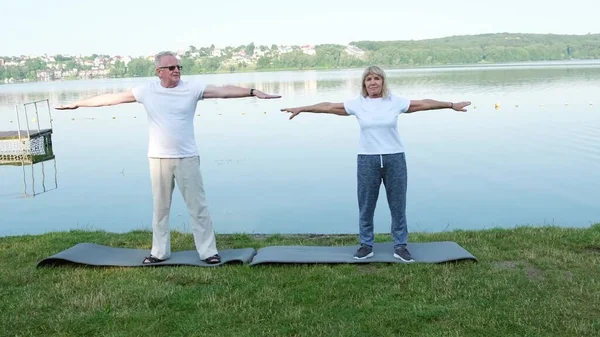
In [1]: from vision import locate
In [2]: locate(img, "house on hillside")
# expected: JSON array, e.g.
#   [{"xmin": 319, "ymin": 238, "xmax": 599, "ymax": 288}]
[
  {"xmin": 345, "ymin": 45, "xmax": 366, "ymax": 59},
  {"xmin": 301, "ymin": 45, "xmax": 315, "ymax": 55}
]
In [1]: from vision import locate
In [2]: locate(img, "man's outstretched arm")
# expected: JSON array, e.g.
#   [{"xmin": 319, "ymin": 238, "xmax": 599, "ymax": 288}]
[
  {"xmin": 202, "ymin": 85, "xmax": 281, "ymax": 99},
  {"xmin": 55, "ymin": 90, "xmax": 136, "ymax": 110}
]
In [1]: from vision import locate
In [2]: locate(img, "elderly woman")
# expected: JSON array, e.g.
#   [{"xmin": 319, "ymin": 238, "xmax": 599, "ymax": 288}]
[{"xmin": 281, "ymin": 65, "xmax": 470, "ymax": 262}]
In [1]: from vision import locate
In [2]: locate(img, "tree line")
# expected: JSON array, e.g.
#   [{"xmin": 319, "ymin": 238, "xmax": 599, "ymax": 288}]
[{"xmin": 1, "ymin": 33, "xmax": 599, "ymax": 82}]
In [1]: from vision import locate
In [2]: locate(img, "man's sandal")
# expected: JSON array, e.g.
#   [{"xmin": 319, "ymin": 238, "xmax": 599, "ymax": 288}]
[
  {"xmin": 142, "ymin": 256, "xmax": 166, "ymax": 264},
  {"xmin": 203, "ymin": 254, "xmax": 221, "ymax": 264}
]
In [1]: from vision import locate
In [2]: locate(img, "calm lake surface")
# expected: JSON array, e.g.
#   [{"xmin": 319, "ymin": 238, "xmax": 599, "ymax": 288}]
[{"xmin": 1, "ymin": 62, "xmax": 599, "ymax": 237}]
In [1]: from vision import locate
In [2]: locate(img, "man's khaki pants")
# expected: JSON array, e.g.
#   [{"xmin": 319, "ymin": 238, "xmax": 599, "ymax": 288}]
[{"xmin": 148, "ymin": 156, "xmax": 218, "ymax": 260}]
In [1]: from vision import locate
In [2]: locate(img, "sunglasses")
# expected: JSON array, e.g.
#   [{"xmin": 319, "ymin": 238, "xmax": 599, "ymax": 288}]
[{"xmin": 158, "ymin": 65, "xmax": 183, "ymax": 71}]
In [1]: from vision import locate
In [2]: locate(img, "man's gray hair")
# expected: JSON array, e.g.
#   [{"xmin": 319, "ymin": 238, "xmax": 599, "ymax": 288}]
[{"xmin": 154, "ymin": 51, "xmax": 177, "ymax": 67}]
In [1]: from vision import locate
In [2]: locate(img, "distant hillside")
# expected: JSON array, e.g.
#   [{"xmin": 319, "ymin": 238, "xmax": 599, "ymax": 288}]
[{"xmin": 349, "ymin": 33, "xmax": 600, "ymax": 64}]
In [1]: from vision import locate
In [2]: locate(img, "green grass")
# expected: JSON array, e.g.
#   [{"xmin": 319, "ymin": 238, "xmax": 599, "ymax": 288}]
[{"xmin": 1, "ymin": 225, "xmax": 599, "ymax": 337}]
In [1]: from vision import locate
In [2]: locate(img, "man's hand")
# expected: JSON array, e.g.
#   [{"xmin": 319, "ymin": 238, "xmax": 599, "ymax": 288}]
[
  {"xmin": 54, "ymin": 103, "xmax": 79, "ymax": 110},
  {"xmin": 451, "ymin": 101, "xmax": 471, "ymax": 112},
  {"xmin": 253, "ymin": 89, "xmax": 281, "ymax": 99}
]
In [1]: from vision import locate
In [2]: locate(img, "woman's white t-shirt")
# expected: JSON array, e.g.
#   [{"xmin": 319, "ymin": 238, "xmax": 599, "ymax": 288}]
[{"xmin": 343, "ymin": 95, "xmax": 410, "ymax": 155}]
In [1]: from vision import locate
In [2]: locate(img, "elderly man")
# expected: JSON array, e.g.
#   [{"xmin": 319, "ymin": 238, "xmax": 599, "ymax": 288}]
[{"xmin": 55, "ymin": 51, "xmax": 281, "ymax": 264}]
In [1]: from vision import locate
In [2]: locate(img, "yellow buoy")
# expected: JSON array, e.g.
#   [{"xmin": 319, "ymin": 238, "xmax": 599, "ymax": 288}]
[{"xmin": 494, "ymin": 103, "xmax": 500, "ymax": 110}]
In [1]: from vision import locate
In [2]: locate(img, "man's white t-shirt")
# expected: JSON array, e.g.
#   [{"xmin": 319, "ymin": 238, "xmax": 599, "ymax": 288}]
[
  {"xmin": 343, "ymin": 94, "xmax": 411, "ymax": 155},
  {"xmin": 132, "ymin": 80, "xmax": 206, "ymax": 158}
]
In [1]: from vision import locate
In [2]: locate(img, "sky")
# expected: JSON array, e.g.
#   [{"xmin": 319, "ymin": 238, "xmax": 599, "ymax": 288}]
[{"xmin": 3, "ymin": 0, "xmax": 598, "ymax": 57}]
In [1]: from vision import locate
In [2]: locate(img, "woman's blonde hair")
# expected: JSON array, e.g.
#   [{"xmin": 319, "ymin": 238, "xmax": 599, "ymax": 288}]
[{"xmin": 361, "ymin": 65, "xmax": 390, "ymax": 98}]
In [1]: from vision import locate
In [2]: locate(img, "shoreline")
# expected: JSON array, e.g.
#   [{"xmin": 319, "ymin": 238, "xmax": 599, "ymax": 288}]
[
  {"xmin": 2, "ymin": 223, "xmax": 598, "ymax": 240},
  {"xmin": 3, "ymin": 58, "xmax": 600, "ymax": 86}
]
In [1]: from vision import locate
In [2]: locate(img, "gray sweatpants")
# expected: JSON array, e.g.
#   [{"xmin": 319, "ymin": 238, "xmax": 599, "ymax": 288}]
[
  {"xmin": 357, "ymin": 152, "xmax": 408, "ymax": 248},
  {"xmin": 148, "ymin": 156, "xmax": 218, "ymax": 260}
]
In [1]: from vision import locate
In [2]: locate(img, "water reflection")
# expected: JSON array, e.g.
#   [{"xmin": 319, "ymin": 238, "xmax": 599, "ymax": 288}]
[
  {"xmin": 3, "ymin": 64, "xmax": 599, "ymax": 108},
  {"xmin": 0, "ymin": 136, "xmax": 58, "ymax": 198},
  {"xmin": 17, "ymin": 158, "xmax": 58, "ymax": 198},
  {"xmin": 1, "ymin": 99, "xmax": 58, "ymax": 197}
]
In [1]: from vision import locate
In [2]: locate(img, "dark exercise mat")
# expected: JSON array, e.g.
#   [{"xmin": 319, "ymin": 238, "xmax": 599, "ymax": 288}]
[
  {"xmin": 37, "ymin": 243, "xmax": 257, "ymax": 267},
  {"xmin": 249, "ymin": 241, "xmax": 477, "ymax": 265}
]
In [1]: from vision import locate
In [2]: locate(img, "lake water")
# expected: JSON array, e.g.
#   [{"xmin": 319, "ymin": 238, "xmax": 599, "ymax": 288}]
[{"xmin": 1, "ymin": 62, "xmax": 599, "ymax": 237}]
